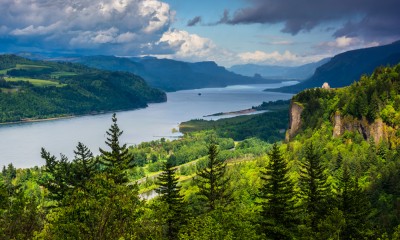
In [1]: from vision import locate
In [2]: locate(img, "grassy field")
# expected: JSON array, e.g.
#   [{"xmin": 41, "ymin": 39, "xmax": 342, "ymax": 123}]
[
  {"xmin": 0, "ymin": 64, "xmax": 50, "ymax": 74},
  {"xmin": 50, "ymin": 71, "xmax": 77, "ymax": 78},
  {"xmin": 0, "ymin": 88, "xmax": 18, "ymax": 93},
  {"xmin": 4, "ymin": 77, "xmax": 66, "ymax": 87},
  {"xmin": 16, "ymin": 64, "xmax": 50, "ymax": 69}
]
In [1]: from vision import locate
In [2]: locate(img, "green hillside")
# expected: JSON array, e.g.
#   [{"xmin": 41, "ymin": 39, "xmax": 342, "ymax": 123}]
[
  {"xmin": 278, "ymin": 40, "xmax": 400, "ymax": 93},
  {"xmin": 0, "ymin": 55, "xmax": 166, "ymax": 123},
  {"xmin": 2, "ymin": 65, "xmax": 400, "ymax": 239}
]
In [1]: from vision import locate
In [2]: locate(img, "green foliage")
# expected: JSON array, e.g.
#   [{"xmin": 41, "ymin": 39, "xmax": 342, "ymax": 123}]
[
  {"xmin": 71, "ymin": 142, "xmax": 97, "ymax": 189},
  {"xmin": 41, "ymin": 149, "xmax": 74, "ymax": 202},
  {"xmin": 156, "ymin": 159, "xmax": 186, "ymax": 239},
  {"xmin": 298, "ymin": 143, "xmax": 332, "ymax": 234},
  {"xmin": 99, "ymin": 113, "xmax": 132, "ymax": 184},
  {"xmin": 338, "ymin": 163, "xmax": 370, "ymax": 239},
  {"xmin": 179, "ymin": 207, "xmax": 259, "ymax": 240},
  {"xmin": 180, "ymin": 109, "xmax": 289, "ymax": 142},
  {"xmin": 40, "ymin": 142, "xmax": 98, "ymax": 205},
  {"xmin": 259, "ymin": 143, "xmax": 297, "ymax": 239},
  {"xmin": 196, "ymin": 141, "xmax": 231, "ymax": 211},
  {"xmin": 3, "ymin": 63, "xmax": 400, "ymax": 239},
  {"xmin": 0, "ymin": 183, "xmax": 44, "ymax": 240},
  {"xmin": 40, "ymin": 173, "xmax": 142, "ymax": 240},
  {"xmin": 0, "ymin": 54, "xmax": 166, "ymax": 123},
  {"xmin": 293, "ymin": 64, "xmax": 400, "ymax": 131}
]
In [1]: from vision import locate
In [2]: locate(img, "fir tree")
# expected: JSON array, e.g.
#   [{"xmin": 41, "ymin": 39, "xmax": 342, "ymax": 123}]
[
  {"xmin": 156, "ymin": 159, "xmax": 185, "ymax": 240},
  {"xmin": 196, "ymin": 141, "xmax": 231, "ymax": 211},
  {"xmin": 72, "ymin": 142, "xmax": 97, "ymax": 188},
  {"xmin": 99, "ymin": 113, "xmax": 132, "ymax": 184},
  {"xmin": 299, "ymin": 143, "xmax": 331, "ymax": 233},
  {"xmin": 41, "ymin": 148, "xmax": 73, "ymax": 202},
  {"xmin": 339, "ymin": 162, "xmax": 370, "ymax": 239},
  {"xmin": 259, "ymin": 143, "xmax": 297, "ymax": 240},
  {"xmin": 335, "ymin": 153, "xmax": 343, "ymax": 171}
]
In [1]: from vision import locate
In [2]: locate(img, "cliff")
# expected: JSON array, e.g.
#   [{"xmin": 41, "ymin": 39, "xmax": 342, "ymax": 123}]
[
  {"xmin": 285, "ymin": 101, "xmax": 303, "ymax": 141},
  {"xmin": 287, "ymin": 103, "xmax": 391, "ymax": 144},
  {"xmin": 333, "ymin": 112, "xmax": 390, "ymax": 143}
]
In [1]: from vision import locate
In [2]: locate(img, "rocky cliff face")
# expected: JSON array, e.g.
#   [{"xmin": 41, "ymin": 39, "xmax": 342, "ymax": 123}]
[
  {"xmin": 286, "ymin": 102, "xmax": 303, "ymax": 141},
  {"xmin": 333, "ymin": 112, "xmax": 389, "ymax": 143},
  {"xmin": 286, "ymin": 101, "xmax": 391, "ymax": 143}
]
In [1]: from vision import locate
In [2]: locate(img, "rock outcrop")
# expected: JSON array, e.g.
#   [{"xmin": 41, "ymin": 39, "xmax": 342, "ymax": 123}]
[
  {"xmin": 286, "ymin": 101, "xmax": 303, "ymax": 141},
  {"xmin": 332, "ymin": 112, "xmax": 388, "ymax": 143},
  {"xmin": 286, "ymin": 99, "xmax": 391, "ymax": 144}
]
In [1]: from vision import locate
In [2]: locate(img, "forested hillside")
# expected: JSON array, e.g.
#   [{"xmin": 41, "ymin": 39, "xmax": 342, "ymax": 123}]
[
  {"xmin": 0, "ymin": 55, "xmax": 166, "ymax": 123},
  {"xmin": 277, "ymin": 40, "xmax": 400, "ymax": 93},
  {"xmin": 1, "ymin": 65, "xmax": 400, "ymax": 239}
]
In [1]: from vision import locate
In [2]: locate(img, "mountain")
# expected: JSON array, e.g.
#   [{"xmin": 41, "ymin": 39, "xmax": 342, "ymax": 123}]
[
  {"xmin": 228, "ymin": 58, "xmax": 330, "ymax": 80},
  {"xmin": 0, "ymin": 55, "xmax": 166, "ymax": 123},
  {"xmin": 277, "ymin": 40, "xmax": 400, "ymax": 93},
  {"xmin": 75, "ymin": 56, "xmax": 277, "ymax": 91}
]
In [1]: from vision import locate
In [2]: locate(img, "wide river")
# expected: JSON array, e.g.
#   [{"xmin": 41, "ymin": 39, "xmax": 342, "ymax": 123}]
[{"xmin": 0, "ymin": 82, "xmax": 296, "ymax": 168}]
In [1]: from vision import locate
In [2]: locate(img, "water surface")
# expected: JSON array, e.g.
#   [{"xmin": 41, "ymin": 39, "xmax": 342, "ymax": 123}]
[{"xmin": 0, "ymin": 82, "xmax": 296, "ymax": 168}]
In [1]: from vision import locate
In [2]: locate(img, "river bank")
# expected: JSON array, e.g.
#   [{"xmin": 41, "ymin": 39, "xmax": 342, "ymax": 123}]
[{"xmin": 203, "ymin": 108, "xmax": 259, "ymax": 117}]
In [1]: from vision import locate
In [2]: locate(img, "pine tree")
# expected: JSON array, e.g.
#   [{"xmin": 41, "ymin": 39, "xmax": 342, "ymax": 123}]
[
  {"xmin": 335, "ymin": 153, "xmax": 343, "ymax": 171},
  {"xmin": 156, "ymin": 159, "xmax": 185, "ymax": 240},
  {"xmin": 339, "ymin": 162, "xmax": 370, "ymax": 239},
  {"xmin": 299, "ymin": 143, "xmax": 331, "ymax": 233},
  {"xmin": 259, "ymin": 143, "xmax": 297, "ymax": 240},
  {"xmin": 41, "ymin": 148, "xmax": 73, "ymax": 202},
  {"xmin": 196, "ymin": 141, "xmax": 230, "ymax": 211},
  {"xmin": 72, "ymin": 142, "xmax": 97, "ymax": 188},
  {"xmin": 99, "ymin": 113, "xmax": 132, "ymax": 184}
]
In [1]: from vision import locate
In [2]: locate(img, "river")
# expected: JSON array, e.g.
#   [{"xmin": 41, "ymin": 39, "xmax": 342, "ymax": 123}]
[{"xmin": 0, "ymin": 82, "xmax": 296, "ymax": 168}]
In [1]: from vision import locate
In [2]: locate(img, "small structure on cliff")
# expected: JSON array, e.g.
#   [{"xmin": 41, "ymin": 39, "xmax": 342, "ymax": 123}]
[{"xmin": 322, "ymin": 82, "xmax": 330, "ymax": 89}]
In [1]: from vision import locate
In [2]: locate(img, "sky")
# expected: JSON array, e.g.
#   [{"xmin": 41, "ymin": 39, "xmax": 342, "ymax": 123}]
[{"xmin": 0, "ymin": 0, "xmax": 399, "ymax": 67}]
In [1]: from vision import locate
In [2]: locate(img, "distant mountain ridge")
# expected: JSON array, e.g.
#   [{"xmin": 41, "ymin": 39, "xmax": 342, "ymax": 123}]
[
  {"xmin": 277, "ymin": 40, "xmax": 400, "ymax": 93},
  {"xmin": 75, "ymin": 56, "xmax": 279, "ymax": 91},
  {"xmin": 228, "ymin": 58, "xmax": 330, "ymax": 80}
]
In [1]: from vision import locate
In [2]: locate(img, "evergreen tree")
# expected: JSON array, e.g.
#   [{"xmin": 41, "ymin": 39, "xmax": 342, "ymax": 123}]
[
  {"xmin": 299, "ymin": 143, "xmax": 331, "ymax": 234},
  {"xmin": 41, "ymin": 148, "xmax": 73, "ymax": 202},
  {"xmin": 367, "ymin": 91, "xmax": 381, "ymax": 121},
  {"xmin": 335, "ymin": 153, "xmax": 343, "ymax": 171},
  {"xmin": 72, "ymin": 142, "xmax": 97, "ymax": 189},
  {"xmin": 156, "ymin": 159, "xmax": 185, "ymax": 240},
  {"xmin": 99, "ymin": 113, "xmax": 132, "ymax": 184},
  {"xmin": 339, "ymin": 162, "xmax": 370, "ymax": 239},
  {"xmin": 196, "ymin": 141, "xmax": 231, "ymax": 211},
  {"xmin": 259, "ymin": 143, "xmax": 297, "ymax": 240},
  {"xmin": 41, "ymin": 173, "xmax": 142, "ymax": 240}
]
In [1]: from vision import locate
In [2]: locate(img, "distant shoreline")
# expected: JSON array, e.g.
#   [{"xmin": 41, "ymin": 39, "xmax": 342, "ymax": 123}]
[
  {"xmin": 0, "ymin": 115, "xmax": 75, "ymax": 125},
  {"xmin": 0, "ymin": 107, "xmax": 149, "ymax": 126},
  {"xmin": 203, "ymin": 108, "xmax": 258, "ymax": 117}
]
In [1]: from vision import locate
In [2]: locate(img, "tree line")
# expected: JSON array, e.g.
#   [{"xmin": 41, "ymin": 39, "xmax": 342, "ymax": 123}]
[{"xmin": 1, "ymin": 113, "xmax": 399, "ymax": 239}]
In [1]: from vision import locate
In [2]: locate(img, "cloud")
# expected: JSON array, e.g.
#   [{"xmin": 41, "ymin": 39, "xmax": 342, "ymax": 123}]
[
  {"xmin": 237, "ymin": 50, "xmax": 327, "ymax": 66},
  {"xmin": 216, "ymin": 0, "xmax": 400, "ymax": 42},
  {"xmin": 150, "ymin": 29, "xmax": 326, "ymax": 66},
  {"xmin": 154, "ymin": 29, "xmax": 217, "ymax": 60},
  {"xmin": 0, "ymin": 0, "xmax": 174, "ymax": 54},
  {"xmin": 238, "ymin": 50, "xmax": 297, "ymax": 63},
  {"xmin": 262, "ymin": 40, "xmax": 294, "ymax": 46},
  {"xmin": 315, "ymin": 36, "xmax": 380, "ymax": 54},
  {"xmin": 187, "ymin": 16, "xmax": 202, "ymax": 27}
]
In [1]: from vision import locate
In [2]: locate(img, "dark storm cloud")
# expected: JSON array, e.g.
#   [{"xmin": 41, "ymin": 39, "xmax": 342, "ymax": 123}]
[
  {"xmin": 218, "ymin": 0, "xmax": 400, "ymax": 41},
  {"xmin": 187, "ymin": 16, "xmax": 202, "ymax": 26}
]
